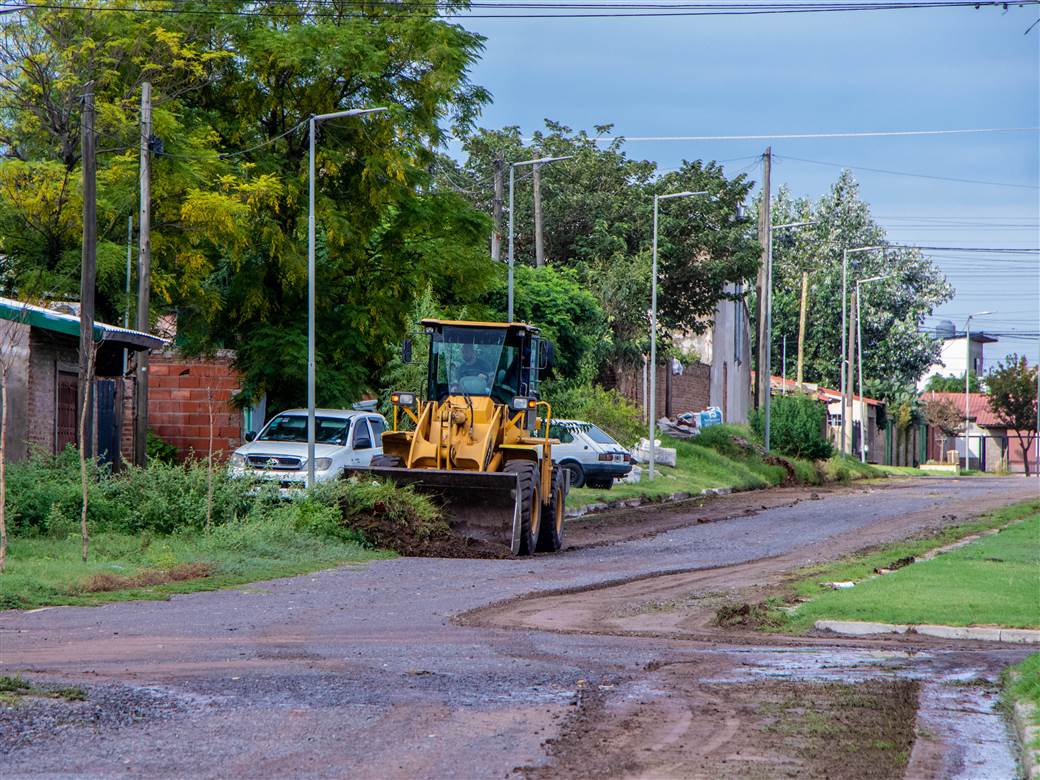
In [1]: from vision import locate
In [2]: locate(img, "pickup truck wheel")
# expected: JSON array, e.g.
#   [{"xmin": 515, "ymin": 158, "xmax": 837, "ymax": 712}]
[{"xmin": 561, "ymin": 461, "xmax": 585, "ymax": 489}]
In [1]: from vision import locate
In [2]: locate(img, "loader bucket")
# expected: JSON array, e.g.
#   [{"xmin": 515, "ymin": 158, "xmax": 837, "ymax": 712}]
[{"xmin": 362, "ymin": 467, "xmax": 523, "ymax": 555}]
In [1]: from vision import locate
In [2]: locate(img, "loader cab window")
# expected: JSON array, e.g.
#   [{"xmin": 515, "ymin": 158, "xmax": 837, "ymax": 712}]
[{"xmin": 429, "ymin": 326, "xmax": 529, "ymax": 404}]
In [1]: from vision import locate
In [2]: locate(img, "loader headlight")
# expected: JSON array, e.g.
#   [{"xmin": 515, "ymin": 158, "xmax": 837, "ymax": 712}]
[
  {"xmin": 510, "ymin": 396, "xmax": 535, "ymax": 412},
  {"xmin": 391, "ymin": 391, "xmax": 417, "ymax": 408},
  {"xmin": 314, "ymin": 457, "xmax": 334, "ymax": 471}
]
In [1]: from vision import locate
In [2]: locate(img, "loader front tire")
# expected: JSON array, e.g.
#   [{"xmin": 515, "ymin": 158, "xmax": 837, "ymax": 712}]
[
  {"xmin": 536, "ymin": 465, "xmax": 566, "ymax": 553},
  {"xmin": 504, "ymin": 461, "xmax": 540, "ymax": 556}
]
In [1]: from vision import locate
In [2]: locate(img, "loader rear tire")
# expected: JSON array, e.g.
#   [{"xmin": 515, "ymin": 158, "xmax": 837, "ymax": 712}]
[
  {"xmin": 370, "ymin": 455, "xmax": 403, "ymax": 468},
  {"xmin": 504, "ymin": 461, "xmax": 540, "ymax": 556},
  {"xmin": 536, "ymin": 465, "xmax": 566, "ymax": 553}
]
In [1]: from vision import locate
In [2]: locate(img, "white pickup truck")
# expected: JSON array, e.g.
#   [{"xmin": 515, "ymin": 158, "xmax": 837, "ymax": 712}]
[{"xmin": 228, "ymin": 406, "xmax": 386, "ymax": 489}]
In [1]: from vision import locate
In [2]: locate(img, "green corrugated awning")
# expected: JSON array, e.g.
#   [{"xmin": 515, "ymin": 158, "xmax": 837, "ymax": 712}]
[{"xmin": 0, "ymin": 297, "xmax": 167, "ymax": 351}]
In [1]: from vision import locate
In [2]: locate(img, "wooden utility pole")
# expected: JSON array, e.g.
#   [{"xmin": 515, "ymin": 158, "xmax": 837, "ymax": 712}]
[
  {"xmin": 533, "ymin": 162, "xmax": 545, "ymax": 266},
  {"xmin": 796, "ymin": 271, "xmax": 809, "ymax": 385},
  {"xmin": 133, "ymin": 81, "xmax": 152, "ymax": 467},
  {"xmin": 79, "ymin": 81, "xmax": 97, "ymax": 459},
  {"xmin": 491, "ymin": 153, "xmax": 504, "ymax": 262},
  {"xmin": 845, "ymin": 292, "xmax": 858, "ymax": 455},
  {"xmin": 754, "ymin": 147, "xmax": 771, "ymax": 410}
]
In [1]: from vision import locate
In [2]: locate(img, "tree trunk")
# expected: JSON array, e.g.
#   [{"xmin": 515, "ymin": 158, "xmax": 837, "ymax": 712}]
[{"xmin": 1018, "ymin": 434, "xmax": 1033, "ymax": 477}]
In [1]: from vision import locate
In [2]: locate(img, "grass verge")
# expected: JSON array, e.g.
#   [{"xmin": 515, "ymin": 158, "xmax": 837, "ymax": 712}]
[
  {"xmin": 0, "ymin": 517, "xmax": 392, "ymax": 610},
  {"xmin": 767, "ymin": 498, "xmax": 1040, "ymax": 632},
  {"xmin": 1003, "ymin": 653, "xmax": 1040, "ymax": 770},
  {"xmin": 569, "ymin": 425, "xmax": 883, "ymax": 509}
]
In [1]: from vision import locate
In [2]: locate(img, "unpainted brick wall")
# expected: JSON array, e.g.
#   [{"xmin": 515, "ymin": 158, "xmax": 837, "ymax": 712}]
[
  {"xmin": 614, "ymin": 362, "xmax": 711, "ymax": 420},
  {"xmin": 148, "ymin": 351, "xmax": 242, "ymax": 460},
  {"xmin": 26, "ymin": 329, "xmax": 78, "ymax": 453}
]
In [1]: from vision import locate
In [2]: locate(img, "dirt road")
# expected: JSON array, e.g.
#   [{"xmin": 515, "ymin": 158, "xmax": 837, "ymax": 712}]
[{"xmin": 1, "ymin": 476, "xmax": 1037, "ymax": 778}]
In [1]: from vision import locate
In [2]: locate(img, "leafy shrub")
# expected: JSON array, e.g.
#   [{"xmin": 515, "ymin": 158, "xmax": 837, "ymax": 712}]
[
  {"xmin": 546, "ymin": 382, "xmax": 644, "ymax": 446},
  {"xmin": 147, "ymin": 431, "xmax": 180, "ymax": 465},
  {"xmin": 750, "ymin": 394, "xmax": 833, "ymax": 460},
  {"xmin": 695, "ymin": 424, "xmax": 761, "ymax": 459}
]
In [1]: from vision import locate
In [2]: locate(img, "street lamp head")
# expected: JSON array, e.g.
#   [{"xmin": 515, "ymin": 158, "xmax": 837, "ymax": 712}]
[
  {"xmin": 657, "ymin": 190, "xmax": 709, "ymax": 201},
  {"xmin": 514, "ymin": 154, "xmax": 575, "ymax": 167}
]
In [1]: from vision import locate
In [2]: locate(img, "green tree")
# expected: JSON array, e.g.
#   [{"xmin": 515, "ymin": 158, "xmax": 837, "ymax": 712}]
[
  {"xmin": 986, "ymin": 354, "xmax": 1038, "ymax": 476},
  {"xmin": 762, "ymin": 173, "xmax": 953, "ymax": 396},
  {"xmin": 442, "ymin": 122, "xmax": 758, "ymax": 379},
  {"xmin": 1, "ymin": 2, "xmax": 495, "ymax": 412},
  {"xmin": 924, "ymin": 372, "xmax": 982, "ymax": 393}
]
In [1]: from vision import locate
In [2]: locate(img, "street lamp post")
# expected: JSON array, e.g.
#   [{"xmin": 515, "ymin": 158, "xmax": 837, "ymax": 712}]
[
  {"xmin": 840, "ymin": 246, "xmax": 884, "ymax": 456},
  {"xmin": 963, "ymin": 310, "xmax": 993, "ymax": 470},
  {"xmin": 764, "ymin": 220, "xmax": 816, "ymax": 453},
  {"xmin": 506, "ymin": 154, "xmax": 573, "ymax": 320},
  {"xmin": 307, "ymin": 106, "xmax": 387, "ymax": 489},
  {"xmin": 855, "ymin": 274, "xmax": 892, "ymax": 464},
  {"xmin": 648, "ymin": 190, "xmax": 709, "ymax": 481}
]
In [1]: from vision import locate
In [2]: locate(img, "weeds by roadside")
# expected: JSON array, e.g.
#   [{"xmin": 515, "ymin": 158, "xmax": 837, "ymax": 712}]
[
  {"xmin": 0, "ymin": 452, "xmax": 449, "ymax": 609},
  {"xmin": 0, "ymin": 676, "xmax": 87, "ymax": 706}
]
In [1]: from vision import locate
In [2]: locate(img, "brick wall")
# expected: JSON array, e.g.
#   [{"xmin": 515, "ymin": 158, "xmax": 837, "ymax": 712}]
[
  {"xmin": 148, "ymin": 351, "xmax": 242, "ymax": 460},
  {"xmin": 615, "ymin": 362, "xmax": 711, "ymax": 421},
  {"xmin": 26, "ymin": 329, "xmax": 78, "ymax": 453}
]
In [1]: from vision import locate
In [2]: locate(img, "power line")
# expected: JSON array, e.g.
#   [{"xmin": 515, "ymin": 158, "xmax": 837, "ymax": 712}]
[
  {"xmin": 585, "ymin": 127, "xmax": 1039, "ymax": 142},
  {"xmin": 3, "ymin": 0, "xmax": 1036, "ymax": 18},
  {"xmin": 777, "ymin": 154, "xmax": 1040, "ymax": 190}
]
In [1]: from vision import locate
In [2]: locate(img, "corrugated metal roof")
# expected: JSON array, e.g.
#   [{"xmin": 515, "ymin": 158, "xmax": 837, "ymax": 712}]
[{"xmin": 0, "ymin": 297, "xmax": 167, "ymax": 351}]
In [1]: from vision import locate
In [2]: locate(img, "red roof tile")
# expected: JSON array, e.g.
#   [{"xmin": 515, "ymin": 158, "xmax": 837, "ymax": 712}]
[{"xmin": 922, "ymin": 391, "xmax": 1005, "ymax": 428}]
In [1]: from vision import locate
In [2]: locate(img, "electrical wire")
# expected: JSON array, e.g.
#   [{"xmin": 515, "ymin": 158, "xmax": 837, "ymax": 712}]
[{"xmin": 776, "ymin": 154, "xmax": 1040, "ymax": 190}]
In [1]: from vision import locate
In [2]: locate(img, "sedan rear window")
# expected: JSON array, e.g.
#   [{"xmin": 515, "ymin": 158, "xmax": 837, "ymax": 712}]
[{"xmin": 584, "ymin": 425, "xmax": 619, "ymax": 446}]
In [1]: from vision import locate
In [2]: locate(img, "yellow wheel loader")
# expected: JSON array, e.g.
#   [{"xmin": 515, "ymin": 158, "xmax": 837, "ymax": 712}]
[{"xmin": 368, "ymin": 319, "xmax": 567, "ymax": 555}]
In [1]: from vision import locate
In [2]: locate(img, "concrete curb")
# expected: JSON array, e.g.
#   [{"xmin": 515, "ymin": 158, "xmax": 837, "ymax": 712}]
[
  {"xmin": 814, "ymin": 619, "xmax": 1040, "ymax": 644},
  {"xmin": 1012, "ymin": 699, "xmax": 1040, "ymax": 779},
  {"xmin": 565, "ymin": 487, "xmax": 733, "ymax": 519}
]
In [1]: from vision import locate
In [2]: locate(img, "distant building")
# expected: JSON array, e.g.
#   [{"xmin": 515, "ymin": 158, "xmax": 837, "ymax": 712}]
[{"xmin": 917, "ymin": 320, "xmax": 997, "ymax": 390}]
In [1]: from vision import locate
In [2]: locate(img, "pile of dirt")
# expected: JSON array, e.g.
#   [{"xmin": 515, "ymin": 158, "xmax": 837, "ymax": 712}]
[
  {"xmin": 342, "ymin": 499, "xmax": 512, "ymax": 559},
  {"xmin": 713, "ymin": 600, "xmax": 784, "ymax": 630},
  {"xmin": 75, "ymin": 562, "xmax": 212, "ymax": 593},
  {"xmin": 763, "ymin": 453, "xmax": 799, "ymax": 484}
]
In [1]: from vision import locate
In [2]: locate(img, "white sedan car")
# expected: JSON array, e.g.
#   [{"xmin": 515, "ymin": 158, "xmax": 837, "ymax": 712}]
[
  {"xmin": 229, "ymin": 407, "xmax": 385, "ymax": 489},
  {"xmin": 548, "ymin": 419, "xmax": 633, "ymax": 489}
]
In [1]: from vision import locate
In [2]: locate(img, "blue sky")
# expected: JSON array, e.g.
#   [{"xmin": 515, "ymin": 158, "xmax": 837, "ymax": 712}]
[{"xmin": 455, "ymin": 5, "xmax": 1040, "ymax": 371}]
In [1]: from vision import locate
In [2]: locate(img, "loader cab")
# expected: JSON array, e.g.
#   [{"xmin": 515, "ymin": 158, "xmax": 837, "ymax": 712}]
[{"xmin": 422, "ymin": 320, "xmax": 546, "ymax": 406}]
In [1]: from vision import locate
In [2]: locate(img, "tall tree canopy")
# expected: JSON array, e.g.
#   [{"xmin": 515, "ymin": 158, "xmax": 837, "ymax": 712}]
[
  {"xmin": 0, "ymin": 1, "xmax": 494, "ymax": 411},
  {"xmin": 437, "ymin": 121, "xmax": 759, "ymax": 378},
  {"xmin": 762, "ymin": 172, "xmax": 953, "ymax": 397}
]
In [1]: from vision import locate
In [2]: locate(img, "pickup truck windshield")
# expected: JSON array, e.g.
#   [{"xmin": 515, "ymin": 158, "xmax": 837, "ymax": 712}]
[{"xmin": 258, "ymin": 415, "xmax": 351, "ymax": 444}]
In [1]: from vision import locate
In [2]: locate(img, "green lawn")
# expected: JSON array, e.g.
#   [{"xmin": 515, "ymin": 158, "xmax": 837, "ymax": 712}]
[
  {"xmin": 1004, "ymin": 653, "xmax": 1040, "ymax": 766},
  {"xmin": 782, "ymin": 499, "xmax": 1040, "ymax": 631},
  {"xmin": 0, "ymin": 517, "xmax": 392, "ymax": 611},
  {"xmin": 568, "ymin": 431, "xmax": 882, "ymax": 510}
]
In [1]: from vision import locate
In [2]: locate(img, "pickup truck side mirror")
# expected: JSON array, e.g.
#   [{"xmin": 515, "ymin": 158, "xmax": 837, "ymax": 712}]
[
  {"xmin": 354, "ymin": 437, "xmax": 372, "ymax": 451},
  {"xmin": 245, "ymin": 431, "xmax": 257, "ymax": 442}
]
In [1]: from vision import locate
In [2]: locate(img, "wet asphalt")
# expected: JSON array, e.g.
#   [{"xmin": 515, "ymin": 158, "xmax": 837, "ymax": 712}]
[{"xmin": 0, "ymin": 476, "xmax": 1036, "ymax": 778}]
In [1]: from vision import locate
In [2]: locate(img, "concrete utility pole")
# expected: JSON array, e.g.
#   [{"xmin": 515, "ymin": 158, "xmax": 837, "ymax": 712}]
[
  {"xmin": 796, "ymin": 271, "xmax": 809, "ymax": 386},
  {"xmin": 134, "ymin": 82, "xmax": 152, "ymax": 467},
  {"xmin": 754, "ymin": 147, "xmax": 771, "ymax": 412},
  {"xmin": 79, "ymin": 81, "xmax": 97, "ymax": 459},
  {"xmin": 533, "ymin": 162, "xmax": 545, "ymax": 267},
  {"xmin": 506, "ymin": 154, "xmax": 572, "ymax": 320},
  {"xmin": 845, "ymin": 293, "xmax": 858, "ymax": 457},
  {"xmin": 491, "ymin": 154, "xmax": 504, "ymax": 262}
]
